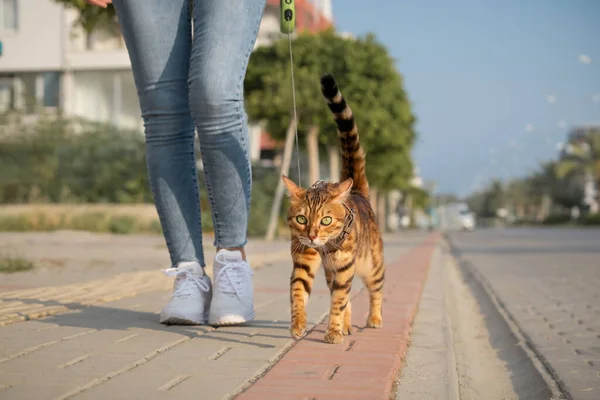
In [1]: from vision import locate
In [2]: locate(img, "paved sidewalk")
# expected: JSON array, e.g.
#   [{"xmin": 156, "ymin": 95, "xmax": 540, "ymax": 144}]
[
  {"xmin": 0, "ymin": 234, "xmax": 291, "ymax": 326},
  {"xmin": 0, "ymin": 232, "xmax": 292, "ymax": 289},
  {"xmin": 0, "ymin": 231, "xmax": 436, "ymax": 400}
]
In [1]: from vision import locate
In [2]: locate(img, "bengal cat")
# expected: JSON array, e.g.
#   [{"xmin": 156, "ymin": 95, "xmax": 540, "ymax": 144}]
[{"xmin": 282, "ymin": 74, "xmax": 384, "ymax": 344}]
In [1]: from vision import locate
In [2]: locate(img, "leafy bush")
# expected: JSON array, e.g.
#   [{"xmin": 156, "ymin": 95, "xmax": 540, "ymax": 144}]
[
  {"xmin": 542, "ymin": 214, "xmax": 571, "ymax": 225},
  {"xmin": 0, "ymin": 116, "xmax": 152, "ymax": 204},
  {"xmin": 512, "ymin": 218, "xmax": 535, "ymax": 226},
  {"xmin": 248, "ymin": 165, "xmax": 282, "ymax": 237},
  {"xmin": 0, "ymin": 114, "xmax": 283, "ymax": 236},
  {"xmin": 581, "ymin": 213, "xmax": 600, "ymax": 226},
  {"xmin": 109, "ymin": 215, "xmax": 137, "ymax": 234}
]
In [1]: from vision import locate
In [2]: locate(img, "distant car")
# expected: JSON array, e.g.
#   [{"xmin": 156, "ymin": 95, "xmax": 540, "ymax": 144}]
[
  {"xmin": 443, "ymin": 202, "xmax": 476, "ymax": 231},
  {"xmin": 460, "ymin": 209, "xmax": 476, "ymax": 231}
]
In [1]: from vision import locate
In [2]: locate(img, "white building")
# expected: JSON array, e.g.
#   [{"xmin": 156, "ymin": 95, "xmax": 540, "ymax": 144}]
[
  {"xmin": 0, "ymin": 0, "xmax": 141, "ymax": 130},
  {"xmin": 0, "ymin": 0, "xmax": 333, "ymax": 162}
]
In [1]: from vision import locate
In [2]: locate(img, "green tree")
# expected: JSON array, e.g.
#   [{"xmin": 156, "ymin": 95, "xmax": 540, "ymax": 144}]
[
  {"xmin": 52, "ymin": 0, "xmax": 118, "ymax": 35},
  {"xmin": 467, "ymin": 180, "xmax": 505, "ymax": 218},
  {"xmin": 245, "ymin": 29, "xmax": 417, "ymax": 192},
  {"xmin": 554, "ymin": 127, "xmax": 600, "ymax": 210},
  {"xmin": 555, "ymin": 128, "xmax": 600, "ymax": 181}
]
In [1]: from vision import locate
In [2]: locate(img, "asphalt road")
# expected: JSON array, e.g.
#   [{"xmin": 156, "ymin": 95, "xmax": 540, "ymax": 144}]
[{"xmin": 448, "ymin": 228, "xmax": 600, "ymax": 400}]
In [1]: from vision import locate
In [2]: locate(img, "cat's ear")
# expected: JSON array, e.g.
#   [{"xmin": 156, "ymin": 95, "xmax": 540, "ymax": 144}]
[
  {"xmin": 282, "ymin": 175, "xmax": 305, "ymax": 200},
  {"xmin": 331, "ymin": 178, "xmax": 353, "ymax": 202}
]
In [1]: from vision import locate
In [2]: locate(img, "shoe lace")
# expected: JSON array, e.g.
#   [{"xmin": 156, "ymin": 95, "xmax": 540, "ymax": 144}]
[
  {"xmin": 214, "ymin": 258, "xmax": 253, "ymax": 297},
  {"xmin": 163, "ymin": 268, "xmax": 210, "ymax": 298}
]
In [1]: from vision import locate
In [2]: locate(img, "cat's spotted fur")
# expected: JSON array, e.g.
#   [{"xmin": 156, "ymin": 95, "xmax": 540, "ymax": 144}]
[{"xmin": 282, "ymin": 74, "xmax": 384, "ymax": 344}]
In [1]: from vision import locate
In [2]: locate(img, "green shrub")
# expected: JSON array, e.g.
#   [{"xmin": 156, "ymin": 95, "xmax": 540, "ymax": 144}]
[
  {"xmin": 542, "ymin": 214, "xmax": 571, "ymax": 225},
  {"xmin": 109, "ymin": 215, "xmax": 137, "ymax": 234},
  {"xmin": 0, "ymin": 116, "xmax": 152, "ymax": 204},
  {"xmin": 581, "ymin": 213, "xmax": 600, "ymax": 225},
  {"xmin": 0, "ymin": 247, "xmax": 34, "ymax": 273},
  {"xmin": 0, "ymin": 114, "xmax": 283, "ymax": 237},
  {"xmin": 0, "ymin": 256, "xmax": 34, "ymax": 273},
  {"xmin": 248, "ymin": 165, "xmax": 281, "ymax": 237}
]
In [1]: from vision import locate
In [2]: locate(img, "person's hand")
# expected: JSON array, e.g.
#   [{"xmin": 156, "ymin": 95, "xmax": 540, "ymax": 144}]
[{"xmin": 84, "ymin": 0, "xmax": 112, "ymax": 8}]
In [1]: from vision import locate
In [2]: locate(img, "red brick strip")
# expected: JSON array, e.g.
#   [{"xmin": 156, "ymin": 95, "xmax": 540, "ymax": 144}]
[{"xmin": 237, "ymin": 233, "xmax": 441, "ymax": 400}]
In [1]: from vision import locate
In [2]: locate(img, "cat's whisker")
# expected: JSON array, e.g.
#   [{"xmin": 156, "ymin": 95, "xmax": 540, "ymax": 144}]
[
  {"xmin": 324, "ymin": 239, "xmax": 342, "ymax": 251},
  {"xmin": 292, "ymin": 241, "xmax": 303, "ymax": 254},
  {"xmin": 289, "ymin": 238, "xmax": 309, "ymax": 256}
]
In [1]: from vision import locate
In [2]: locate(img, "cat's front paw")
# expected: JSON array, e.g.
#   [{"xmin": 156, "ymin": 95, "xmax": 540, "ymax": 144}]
[
  {"xmin": 290, "ymin": 318, "xmax": 307, "ymax": 340},
  {"xmin": 342, "ymin": 323, "xmax": 353, "ymax": 336},
  {"xmin": 366, "ymin": 315, "xmax": 383, "ymax": 328},
  {"xmin": 324, "ymin": 329, "xmax": 344, "ymax": 344}
]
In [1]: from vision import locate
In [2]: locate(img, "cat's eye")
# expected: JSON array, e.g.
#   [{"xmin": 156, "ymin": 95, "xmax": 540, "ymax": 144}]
[
  {"xmin": 321, "ymin": 216, "xmax": 333, "ymax": 226},
  {"xmin": 296, "ymin": 215, "xmax": 307, "ymax": 225}
]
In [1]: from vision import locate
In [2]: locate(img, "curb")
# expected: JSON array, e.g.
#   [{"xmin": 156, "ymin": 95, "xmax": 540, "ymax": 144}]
[
  {"xmin": 444, "ymin": 234, "xmax": 568, "ymax": 400},
  {"xmin": 236, "ymin": 233, "xmax": 441, "ymax": 400}
]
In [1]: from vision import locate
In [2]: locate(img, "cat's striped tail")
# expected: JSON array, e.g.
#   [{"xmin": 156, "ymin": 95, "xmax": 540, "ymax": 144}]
[{"xmin": 320, "ymin": 74, "xmax": 369, "ymax": 198}]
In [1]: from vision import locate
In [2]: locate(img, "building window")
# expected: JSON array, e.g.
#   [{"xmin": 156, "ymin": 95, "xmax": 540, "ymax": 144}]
[
  {"xmin": 1, "ymin": 0, "xmax": 18, "ymax": 31},
  {"xmin": 43, "ymin": 72, "xmax": 60, "ymax": 108},
  {"xmin": 0, "ymin": 76, "xmax": 15, "ymax": 114}
]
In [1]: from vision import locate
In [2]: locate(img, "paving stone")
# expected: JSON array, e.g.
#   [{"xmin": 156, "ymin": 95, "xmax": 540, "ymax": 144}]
[{"xmin": 449, "ymin": 228, "xmax": 600, "ymax": 400}]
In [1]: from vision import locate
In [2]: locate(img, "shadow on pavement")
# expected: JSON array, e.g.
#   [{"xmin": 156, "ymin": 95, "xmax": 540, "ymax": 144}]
[{"xmin": 3, "ymin": 296, "xmax": 291, "ymax": 349}]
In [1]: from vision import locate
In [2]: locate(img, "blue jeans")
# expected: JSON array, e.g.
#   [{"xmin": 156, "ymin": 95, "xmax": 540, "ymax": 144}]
[{"xmin": 113, "ymin": 0, "xmax": 266, "ymax": 267}]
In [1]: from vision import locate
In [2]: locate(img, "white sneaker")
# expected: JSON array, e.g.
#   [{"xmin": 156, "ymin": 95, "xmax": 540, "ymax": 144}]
[
  {"xmin": 160, "ymin": 261, "xmax": 212, "ymax": 325},
  {"xmin": 209, "ymin": 249, "xmax": 255, "ymax": 325}
]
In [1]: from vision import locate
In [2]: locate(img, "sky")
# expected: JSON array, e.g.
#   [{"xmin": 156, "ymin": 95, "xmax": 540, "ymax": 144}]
[{"xmin": 332, "ymin": 0, "xmax": 600, "ymax": 196}]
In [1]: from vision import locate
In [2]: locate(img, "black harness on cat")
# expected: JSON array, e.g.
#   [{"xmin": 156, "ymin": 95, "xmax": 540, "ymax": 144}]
[
  {"xmin": 308, "ymin": 181, "xmax": 357, "ymax": 254},
  {"xmin": 332, "ymin": 202, "xmax": 356, "ymax": 248}
]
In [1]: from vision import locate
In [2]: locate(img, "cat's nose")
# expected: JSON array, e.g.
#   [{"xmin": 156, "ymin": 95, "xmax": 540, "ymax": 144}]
[{"xmin": 307, "ymin": 234, "xmax": 317, "ymax": 241}]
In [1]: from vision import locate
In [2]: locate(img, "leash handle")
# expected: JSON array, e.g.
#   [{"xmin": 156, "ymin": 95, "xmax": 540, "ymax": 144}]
[{"xmin": 280, "ymin": 0, "xmax": 295, "ymax": 33}]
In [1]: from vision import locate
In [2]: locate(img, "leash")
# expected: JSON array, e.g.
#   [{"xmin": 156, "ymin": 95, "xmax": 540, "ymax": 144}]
[{"xmin": 280, "ymin": 0, "xmax": 302, "ymax": 187}]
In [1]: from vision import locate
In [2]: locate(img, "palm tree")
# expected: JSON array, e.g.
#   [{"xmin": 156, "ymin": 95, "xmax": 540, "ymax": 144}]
[{"xmin": 555, "ymin": 127, "xmax": 600, "ymax": 213}]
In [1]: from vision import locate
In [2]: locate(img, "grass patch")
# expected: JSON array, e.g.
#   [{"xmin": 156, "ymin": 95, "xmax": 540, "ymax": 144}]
[
  {"xmin": 0, "ymin": 254, "xmax": 34, "ymax": 273},
  {"xmin": 0, "ymin": 204, "xmax": 166, "ymax": 235}
]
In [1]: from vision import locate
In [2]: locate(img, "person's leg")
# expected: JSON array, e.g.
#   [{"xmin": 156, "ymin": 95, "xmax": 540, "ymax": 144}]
[
  {"xmin": 113, "ymin": 0, "xmax": 211, "ymax": 325},
  {"xmin": 188, "ymin": 0, "xmax": 266, "ymax": 325}
]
